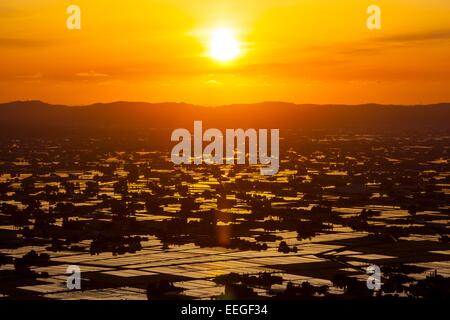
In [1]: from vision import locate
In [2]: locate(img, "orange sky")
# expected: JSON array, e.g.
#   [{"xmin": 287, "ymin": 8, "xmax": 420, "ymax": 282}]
[{"xmin": 1, "ymin": 0, "xmax": 450, "ymax": 105}]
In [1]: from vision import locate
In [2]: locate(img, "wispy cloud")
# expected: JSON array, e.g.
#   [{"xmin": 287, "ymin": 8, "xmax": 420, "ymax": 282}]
[
  {"xmin": 0, "ymin": 5, "xmax": 18, "ymax": 18},
  {"xmin": 374, "ymin": 29, "xmax": 450, "ymax": 44},
  {"xmin": 15, "ymin": 73, "xmax": 42, "ymax": 80},
  {"xmin": 0, "ymin": 38, "xmax": 53, "ymax": 48},
  {"xmin": 304, "ymin": 28, "xmax": 450, "ymax": 58},
  {"xmin": 205, "ymin": 79, "xmax": 222, "ymax": 86},
  {"xmin": 75, "ymin": 71, "xmax": 109, "ymax": 78}
]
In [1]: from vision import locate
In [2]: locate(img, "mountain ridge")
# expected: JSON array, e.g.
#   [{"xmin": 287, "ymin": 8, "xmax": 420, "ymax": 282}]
[{"xmin": 1, "ymin": 100, "xmax": 449, "ymax": 132}]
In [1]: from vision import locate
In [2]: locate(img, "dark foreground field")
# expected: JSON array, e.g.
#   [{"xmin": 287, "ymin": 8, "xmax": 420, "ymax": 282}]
[{"xmin": 0, "ymin": 102, "xmax": 449, "ymax": 300}]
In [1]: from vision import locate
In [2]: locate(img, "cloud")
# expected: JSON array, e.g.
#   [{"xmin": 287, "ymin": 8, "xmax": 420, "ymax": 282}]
[
  {"xmin": 374, "ymin": 29, "xmax": 450, "ymax": 44},
  {"xmin": 0, "ymin": 6, "xmax": 18, "ymax": 18},
  {"xmin": 303, "ymin": 28, "xmax": 450, "ymax": 58},
  {"xmin": 97, "ymin": 80, "xmax": 126, "ymax": 86},
  {"xmin": 75, "ymin": 71, "xmax": 109, "ymax": 78},
  {"xmin": 205, "ymin": 79, "xmax": 222, "ymax": 86},
  {"xmin": 15, "ymin": 73, "xmax": 42, "ymax": 80},
  {"xmin": 0, "ymin": 38, "xmax": 53, "ymax": 48}
]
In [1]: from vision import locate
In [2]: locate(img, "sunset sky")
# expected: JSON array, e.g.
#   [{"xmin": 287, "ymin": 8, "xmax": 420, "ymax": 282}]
[{"xmin": 1, "ymin": 0, "xmax": 450, "ymax": 105}]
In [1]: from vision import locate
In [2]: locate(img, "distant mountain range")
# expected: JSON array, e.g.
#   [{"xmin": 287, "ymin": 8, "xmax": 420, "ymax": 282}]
[{"xmin": 0, "ymin": 100, "xmax": 449, "ymax": 132}]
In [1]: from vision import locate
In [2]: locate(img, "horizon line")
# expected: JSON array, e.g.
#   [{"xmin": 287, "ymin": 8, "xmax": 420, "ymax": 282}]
[{"xmin": 1, "ymin": 99, "xmax": 450, "ymax": 108}]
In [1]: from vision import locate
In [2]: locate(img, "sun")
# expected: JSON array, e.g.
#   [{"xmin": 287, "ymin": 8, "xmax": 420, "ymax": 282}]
[{"xmin": 209, "ymin": 28, "xmax": 240, "ymax": 62}]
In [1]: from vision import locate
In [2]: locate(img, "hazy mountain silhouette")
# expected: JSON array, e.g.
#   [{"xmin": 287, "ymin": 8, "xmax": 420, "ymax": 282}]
[{"xmin": 0, "ymin": 100, "xmax": 449, "ymax": 133}]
